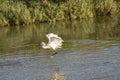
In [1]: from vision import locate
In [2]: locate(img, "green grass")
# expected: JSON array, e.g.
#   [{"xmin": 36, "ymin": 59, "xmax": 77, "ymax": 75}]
[
  {"xmin": 0, "ymin": 0, "xmax": 120, "ymax": 26},
  {"xmin": 94, "ymin": 0, "xmax": 118, "ymax": 16}
]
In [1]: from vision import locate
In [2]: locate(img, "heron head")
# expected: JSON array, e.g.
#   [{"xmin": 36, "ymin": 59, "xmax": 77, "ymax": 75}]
[{"xmin": 41, "ymin": 42, "xmax": 46, "ymax": 46}]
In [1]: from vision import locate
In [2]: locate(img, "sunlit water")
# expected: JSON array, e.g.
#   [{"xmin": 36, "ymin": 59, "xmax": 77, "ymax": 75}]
[{"xmin": 0, "ymin": 17, "xmax": 120, "ymax": 80}]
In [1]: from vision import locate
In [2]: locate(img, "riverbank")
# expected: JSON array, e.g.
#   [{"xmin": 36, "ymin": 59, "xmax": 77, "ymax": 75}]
[{"xmin": 0, "ymin": 0, "xmax": 120, "ymax": 26}]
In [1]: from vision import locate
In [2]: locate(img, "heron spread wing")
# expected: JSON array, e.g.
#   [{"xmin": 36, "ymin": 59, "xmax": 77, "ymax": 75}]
[
  {"xmin": 49, "ymin": 37, "xmax": 63, "ymax": 49},
  {"xmin": 46, "ymin": 33, "xmax": 63, "ymax": 43},
  {"xmin": 46, "ymin": 33, "xmax": 57, "ymax": 43},
  {"xmin": 50, "ymin": 37, "xmax": 63, "ymax": 44},
  {"xmin": 46, "ymin": 33, "xmax": 64, "ymax": 48},
  {"xmin": 41, "ymin": 33, "xmax": 64, "ymax": 50}
]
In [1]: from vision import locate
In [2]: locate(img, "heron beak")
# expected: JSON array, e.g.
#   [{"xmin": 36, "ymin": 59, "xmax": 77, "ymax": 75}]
[{"xmin": 40, "ymin": 42, "xmax": 43, "ymax": 46}]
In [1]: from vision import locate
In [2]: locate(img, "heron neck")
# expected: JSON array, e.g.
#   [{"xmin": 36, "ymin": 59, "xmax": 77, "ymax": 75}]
[{"xmin": 42, "ymin": 44, "xmax": 50, "ymax": 49}]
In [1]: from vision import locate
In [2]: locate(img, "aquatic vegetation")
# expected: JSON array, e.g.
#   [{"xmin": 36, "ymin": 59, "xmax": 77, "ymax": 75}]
[
  {"xmin": 94, "ymin": 0, "xmax": 118, "ymax": 16},
  {"xmin": 0, "ymin": 13, "xmax": 9, "ymax": 26},
  {"xmin": 0, "ymin": 0, "xmax": 120, "ymax": 26}
]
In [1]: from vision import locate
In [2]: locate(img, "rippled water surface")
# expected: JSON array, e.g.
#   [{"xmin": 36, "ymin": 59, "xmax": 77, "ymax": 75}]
[{"xmin": 0, "ymin": 17, "xmax": 120, "ymax": 80}]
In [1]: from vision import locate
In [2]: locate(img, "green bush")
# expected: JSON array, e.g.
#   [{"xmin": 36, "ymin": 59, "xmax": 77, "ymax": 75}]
[
  {"xmin": 0, "ymin": 0, "xmax": 119, "ymax": 26},
  {"xmin": 94, "ymin": 0, "xmax": 118, "ymax": 16}
]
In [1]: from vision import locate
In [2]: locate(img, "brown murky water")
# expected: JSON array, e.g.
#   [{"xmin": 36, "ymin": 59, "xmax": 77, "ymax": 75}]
[{"xmin": 0, "ymin": 17, "xmax": 120, "ymax": 80}]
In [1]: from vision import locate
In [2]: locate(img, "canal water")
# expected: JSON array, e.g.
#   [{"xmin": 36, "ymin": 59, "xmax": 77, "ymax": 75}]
[{"xmin": 0, "ymin": 17, "xmax": 120, "ymax": 80}]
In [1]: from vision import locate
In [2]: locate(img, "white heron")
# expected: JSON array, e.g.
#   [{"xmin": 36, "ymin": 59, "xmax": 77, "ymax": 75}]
[{"xmin": 41, "ymin": 33, "xmax": 64, "ymax": 55}]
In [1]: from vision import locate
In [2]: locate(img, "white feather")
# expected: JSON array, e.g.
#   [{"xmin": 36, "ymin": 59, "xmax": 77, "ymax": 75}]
[{"xmin": 41, "ymin": 33, "xmax": 64, "ymax": 50}]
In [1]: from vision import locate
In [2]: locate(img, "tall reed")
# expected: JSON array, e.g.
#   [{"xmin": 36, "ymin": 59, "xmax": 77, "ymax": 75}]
[
  {"xmin": 94, "ymin": 0, "xmax": 118, "ymax": 16},
  {"xmin": 0, "ymin": 0, "xmax": 119, "ymax": 26}
]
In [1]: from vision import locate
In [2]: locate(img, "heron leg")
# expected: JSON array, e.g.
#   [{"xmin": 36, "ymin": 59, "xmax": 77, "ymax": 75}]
[
  {"xmin": 52, "ymin": 52, "xmax": 58, "ymax": 56},
  {"xmin": 50, "ymin": 52, "xmax": 58, "ymax": 58}
]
